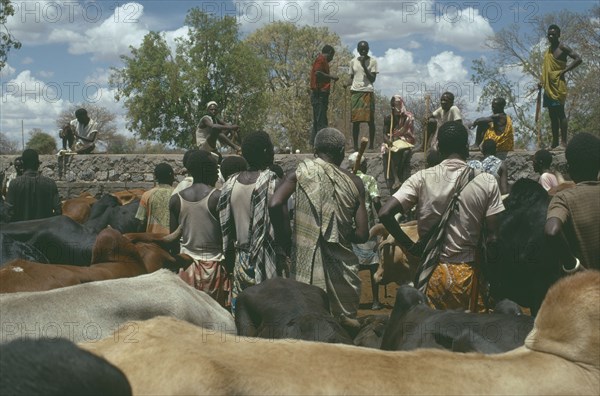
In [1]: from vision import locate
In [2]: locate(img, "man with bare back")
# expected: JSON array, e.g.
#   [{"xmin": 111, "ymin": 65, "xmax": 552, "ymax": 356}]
[{"xmin": 539, "ymin": 24, "xmax": 582, "ymax": 150}]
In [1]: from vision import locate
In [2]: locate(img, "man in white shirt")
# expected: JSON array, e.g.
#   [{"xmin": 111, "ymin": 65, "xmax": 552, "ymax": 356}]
[
  {"xmin": 59, "ymin": 108, "xmax": 99, "ymax": 154},
  {"xmin": 348, "ymin": 41, "xmax": 378, "ymax": 151},
  {"xmin": 428, "ymin": 92, "xmax": 462, "ymax": 150},
  {"xmin": 379, "ymin": 121, "xmax": 504, "ymax": 312}
]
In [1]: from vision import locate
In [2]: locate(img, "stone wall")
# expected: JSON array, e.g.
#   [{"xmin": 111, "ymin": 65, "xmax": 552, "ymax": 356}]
[{"xmin": 0, "ymin": 150, "xmax": 568, "ymax": 200}]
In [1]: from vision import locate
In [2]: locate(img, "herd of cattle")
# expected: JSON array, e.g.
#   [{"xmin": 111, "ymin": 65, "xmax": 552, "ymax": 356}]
[{"xmin": 0, "ymin": 184, "xmax": 598, "ymax": 394}]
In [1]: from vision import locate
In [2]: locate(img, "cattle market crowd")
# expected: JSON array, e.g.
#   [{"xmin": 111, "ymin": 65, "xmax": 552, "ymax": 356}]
[{"xmin": 0, "ymin": 24, "xmax": 599, "ymax": 396}]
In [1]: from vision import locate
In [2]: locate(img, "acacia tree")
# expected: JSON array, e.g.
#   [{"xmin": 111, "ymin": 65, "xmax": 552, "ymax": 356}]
[
  {"xmin": 0, "ymin": 0, "xmax": 21, "ymax": 70},
  {"xmin": 111, "ymin": 10, "xmax": 268, "ymax": 148},
  {"xmin": 0, "ymin": 132, "xmax": 19, "ymax": 154},
  {"xmin": 471, "ymin": 8, "xmax": 599, "ymax": 148},
  {"xmin": 26, "ymin": 129, "xmax": 56, "ymax": 154},
  {"xmin": 245, "ymin": 22, "xmax": 353, "ymax": 151}
]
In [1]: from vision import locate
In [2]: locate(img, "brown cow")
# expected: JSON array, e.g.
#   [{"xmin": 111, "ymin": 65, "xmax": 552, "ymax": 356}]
[
  {"xmin": 0, "ymin": 228, "xmax": 179, "ymax": 293},
  {"xmin": 370, "ymin": 221, "xmax": 419, "ymax": 285},
  {"xmin": 81, "ymin": 271, "xmax": 599, "ymax": 395},
  {"xmin": 61, "ymin": 192, "xmax": 97, "ymax": 223},
  {"xmin": 110, "ymin": 189, "xmax": 146, "ymax": 205},
  {"xmin": 124, "ymin": 227, "xmax": 191, "ymax": 273}
]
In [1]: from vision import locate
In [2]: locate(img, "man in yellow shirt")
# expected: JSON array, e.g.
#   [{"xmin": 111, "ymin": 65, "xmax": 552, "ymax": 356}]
[{"xmin": 471, "ymin": 97, "xmax": 513, "ymax": 153}]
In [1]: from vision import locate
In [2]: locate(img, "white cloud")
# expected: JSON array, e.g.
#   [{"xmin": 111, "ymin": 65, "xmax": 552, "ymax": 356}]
[
  {"xmin": 65, "ymin": 3, "xmax": 149, "ymax": 61},
  {"xmin": 433, "ymin": 7, "xmax": 495, "ymax": 51},
  {"xmin": 84, "ymin": 68, "xmax": 112, "ymax": 86},
  {"xmin": 163, "ymin": 26, "xmax": 190, "ymax": 54},
  {"xmin": 407, "ymin": 41, "xmax": 421, "ymax": 49},
  {"xmin": 237, "ymin": 1, "xmax": 494, "ymax": 52},
  {"xmin": 1, "ymin": 70, "xmax": 65, "ymax": 143},
  {"xmin": 0, "ymin": 63, "xmax": 16, "ymax": 79},
  {"xmin": 427, "ymin": 51, "xmax": 467, "ymax": 82}
]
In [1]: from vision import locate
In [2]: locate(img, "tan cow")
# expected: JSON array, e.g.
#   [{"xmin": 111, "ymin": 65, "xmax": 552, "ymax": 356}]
[
  {"xmin": 82, "ymin": 271, "xmax": 599, "ymax": 395},
  {"xmin": 370, "ymin": 220, "xmax": 419, "ymax": 285}
]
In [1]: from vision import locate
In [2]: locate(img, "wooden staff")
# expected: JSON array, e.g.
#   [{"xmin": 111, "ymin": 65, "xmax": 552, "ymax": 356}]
[
  {"xmin": 385, "ymin": 111, "xmax": 394, "ymax": 179},
  {"xmin": 535, "ymin": 86, "xmax": 542, "ymax": 149},
  {"xmin": 353, "ymin": 137, "xmax": 369, "ymax": 174},
  {"xmin": 424, "ymin": 94, "xmax": 431, "ymax": 152}
]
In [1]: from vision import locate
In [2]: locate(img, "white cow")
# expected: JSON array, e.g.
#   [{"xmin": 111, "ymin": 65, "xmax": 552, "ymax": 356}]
[
  {"xmin": 82, "ymin": 271, "xmax": 599, "ymax": 395},
  {"xmin": 0, "ymin": 270, "xmax": 235, "ymax": 344}
]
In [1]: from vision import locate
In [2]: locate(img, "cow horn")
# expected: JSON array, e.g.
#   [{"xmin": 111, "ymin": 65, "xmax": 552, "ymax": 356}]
[{"xmin": 161, "ymin": 225, "xmax": 183, "ymax": 243}]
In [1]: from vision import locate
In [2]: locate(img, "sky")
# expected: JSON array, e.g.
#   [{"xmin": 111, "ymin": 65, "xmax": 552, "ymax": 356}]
[{"xmin": 0, "ymin": 0, "xmax": 596, "ymax": 149}]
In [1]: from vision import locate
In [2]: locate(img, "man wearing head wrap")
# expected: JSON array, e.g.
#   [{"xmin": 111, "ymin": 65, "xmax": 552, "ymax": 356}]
[
  {"xmin": 269, "ymin": 128, "xmax": 369, "ymax": 318},
  {"xmin": 195, "ymin": 101, "xmax": 241, "ymax": 160},
  {"xmin": 382, "ymin": 95, "xmax": 415, "ymax": 192},
  {"xmin": 379, "ymin": 121, "xmax": 504, "ymax": 312}
]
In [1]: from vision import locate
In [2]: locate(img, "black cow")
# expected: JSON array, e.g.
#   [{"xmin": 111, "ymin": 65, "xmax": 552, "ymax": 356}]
[
  {"xmin": 486, "ymin": 178, "xmax": 562, "ymax": 315},
  {"xmin": 235, "ymin": 278, "xmax": 354, "ymax": 344},
  {"xmin": 0, "ymin": 338, "xmax": 132, "ymax": 395},
  {"xmin": 380, "ymin": 285, "xmax": 534, "ymax": 354},
  {"xmin": 0, "ymin": 199, "xmax": 140, "ymax": 266},
  {"xmin": 350, "ymin": 314, "xmax": 389, "ymax": 349},
  {"xmin": 0, "ymin": 234, "xmax": 49, "ymax": 266}
]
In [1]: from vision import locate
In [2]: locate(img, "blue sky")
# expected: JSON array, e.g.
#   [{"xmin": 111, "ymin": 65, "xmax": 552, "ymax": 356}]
[{"xmin": 1, "ymin": 0, "xmax": 596, "ymax": 148}]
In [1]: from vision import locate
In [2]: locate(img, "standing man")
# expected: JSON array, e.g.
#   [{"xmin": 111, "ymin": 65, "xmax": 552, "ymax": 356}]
[
  {"xmin": 169, "ymin": 150, "xmax": 231, "ymax": 308},
  {"xmin": 269, "ymin": 128, "xmax": 368, "ymax": 318},
  {"xmin": 195, "ymin": 101, "xmax": 241, "ymax": 161},
  {"xmin": 471, "ymin": 97, "xmax": 514, "ymax": 152},
  {"xmin": 539, "ymin": 24, "xmax": 582, "ymax": 149},
  {"xmin": 59, "ymin": 108, "xmax": 99, "ymax": 155},
  {"xmin": 135, "ymin": 163, "xmax": 175, "ymax": 234},
  {"xmin": 6, "ymin": 149, "xmax": 61, "ymax": 222},
  {"xmin": 379, "ymin": 121, "xmax": 504, "ymax": 312},
  {"xmin": 348, "ymin": 152, "xmax": 383, "ymax": 310},
  {"xmin": 218, "ymin": 131, "xmax": 281, "ymax": 313},
  {"xmin": 349, "ymin": 41, "xmax": 378, "ymax": 151},
  {"xmin": 545, "ymin": 133, "xmax": 599, "ymax": 270},
  {"xmin": 310, "ymin": 45, "xmax": 339, "ymax": 147}
]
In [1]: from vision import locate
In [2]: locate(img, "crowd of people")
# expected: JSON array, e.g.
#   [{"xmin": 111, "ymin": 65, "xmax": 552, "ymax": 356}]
[{"xmin": 1, "ymin": 24, "xmax": 597, "ymax": 319}]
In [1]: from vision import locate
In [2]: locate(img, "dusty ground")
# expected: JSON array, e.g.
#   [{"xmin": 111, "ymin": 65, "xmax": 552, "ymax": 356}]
[{"xmin": 357, "ymin": 268, "xmax": 397, "ymax": 317}]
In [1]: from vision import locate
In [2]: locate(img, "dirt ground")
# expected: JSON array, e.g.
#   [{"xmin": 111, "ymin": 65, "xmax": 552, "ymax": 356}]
[{"xmin": 357, "ymin": 267, "xmax": 397, "ymax": 317}]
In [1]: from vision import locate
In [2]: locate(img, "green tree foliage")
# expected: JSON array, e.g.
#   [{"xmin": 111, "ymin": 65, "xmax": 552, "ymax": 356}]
[
  {"xmin": 471, "ymin": 8, "xmax": 599, "ymax": 149},
  {"xmin": 111, "ymin": 10, "xmax": 268, "ymax": 148},
  {"xmin": 0, "ymin": 0, "xmax": 21, "ymax": 70},
  {"xmin": 245, "ymin": 22, "xmax": 352, "ymax": 151},
  {"xmin": 26, "ymin": 129, "xmax": 56, "ymax": 154},
  {"xmin": 0, "ymin": 132, "xmax": 20, "ymax": 154}
]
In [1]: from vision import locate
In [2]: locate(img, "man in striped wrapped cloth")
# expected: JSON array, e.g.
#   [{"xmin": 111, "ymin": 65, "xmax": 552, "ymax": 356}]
[
  {"xmin": 218, "ymin": 131, "xmax": 283, "ymax": 314},
  {"xmin": 269, "ymin": 128, "xmax": 369, "ymax": 319}
]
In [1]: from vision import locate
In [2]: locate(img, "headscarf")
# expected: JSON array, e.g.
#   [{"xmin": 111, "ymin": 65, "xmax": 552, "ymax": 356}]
[{"xmin": 206, "ymin": 101, "xmax": 218, "ymax": 110}]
